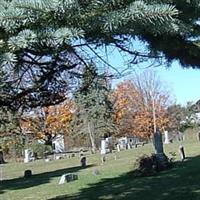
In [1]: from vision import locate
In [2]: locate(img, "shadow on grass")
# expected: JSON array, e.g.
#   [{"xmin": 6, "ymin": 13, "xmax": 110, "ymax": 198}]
[
  {"xmin": 49, "ymin": 156, "xmax": 200, "ymax": 200},
  {"xmin": 0, "ymin": 164, "xmax": 94, "ymax": 194}
]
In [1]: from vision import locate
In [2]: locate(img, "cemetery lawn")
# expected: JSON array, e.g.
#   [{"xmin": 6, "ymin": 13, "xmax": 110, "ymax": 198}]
[{"xmin": 1, "ymin": 140, "xmax": 200, "ymax": 200}]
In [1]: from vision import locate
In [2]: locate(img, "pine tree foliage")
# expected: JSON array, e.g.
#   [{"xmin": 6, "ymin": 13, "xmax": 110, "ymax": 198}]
[
  {"xmin": 0, "ymin": 0, "xmax": 200, "ymax": 108},
  {"xmin": 0, "ymin": 107, "xmax": 20, "ymax": 135},
  {"xmin": 0, "ymin": 0, "xmax": 179, "ymax": 59},
  {"xmin": 71, "ymin": 65, "xmax": 115, "ymax": 143}
]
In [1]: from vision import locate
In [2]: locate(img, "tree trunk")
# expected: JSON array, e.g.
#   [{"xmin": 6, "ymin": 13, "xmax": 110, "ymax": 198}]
[
  {"xmin": 153, "ymin": 130, "xmax": 168, "ymax": 168},
  {"xmin": 88, "ymin": 122, "xmax": 96, "ymax": 154}
]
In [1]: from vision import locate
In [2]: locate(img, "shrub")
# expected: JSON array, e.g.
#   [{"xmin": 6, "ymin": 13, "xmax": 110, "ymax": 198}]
[
  {"xmin": 133, "ymin": 154, "xmax": 172, "ymax": 177},
  {"xmin": 0, "ymin": 136, "xmax": 25, "ymax": 158},
  {"xmin": 31, "ymin": 143, "xmax": 52, "ymax": 158}
]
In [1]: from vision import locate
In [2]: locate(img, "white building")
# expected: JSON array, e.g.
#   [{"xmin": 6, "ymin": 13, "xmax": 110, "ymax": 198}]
[{"xmin": 52, "ymin": 134, "xmax": 65, "ymax": 153}]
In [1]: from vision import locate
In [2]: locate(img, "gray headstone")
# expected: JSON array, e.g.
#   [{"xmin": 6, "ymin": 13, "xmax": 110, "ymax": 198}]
[
  {"xmin": 24, "ymin": 170, "xmax": 32, "ymax": 178},
  {"xmin": 179, "ymin": 145, "xmax": 186, "ymax": 161},
  {"xmin": 101, "ymin": 155, "xmax": 106, "ymax": 164},
  {"xmin": 0, "ymin": 151, "xmax": 5, "ymax": 164},
  {"xmin": 197, "ymin": 132, "xmax": 200, "ymax": 141},
  {"xmin": 153, "ymin": 129, "xmax": 164, "ymax": 154},
  {"xmin": 80, "ymin": 156, "xmax": 86, "ymax": 167}
]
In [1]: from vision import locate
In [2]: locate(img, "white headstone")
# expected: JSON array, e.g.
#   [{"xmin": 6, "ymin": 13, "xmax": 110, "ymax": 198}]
[
  {"xmin": 24, "ymin": 149, "xmax": 31, "ymax": 163},
  {"xmin": 59, "ymin": 174, "xmax": 66, "ymax": 185},
  {"xmin": 55, "ymin": 156, "xmax": 61, "ymax": 160},
  {"xmin": 45, "ymin": 158, "xmax": 50, "ymax": 162},
  {"xmin": 164, "ymin": 130, "xmax": 170, "ymax": 144},
  {"xmin": 117, "ymin": 144, "xmax": 120, "ymax": 152},
  {"xmin": 100, "ymin": 140, "xmax": 106, "ymax": 155}
]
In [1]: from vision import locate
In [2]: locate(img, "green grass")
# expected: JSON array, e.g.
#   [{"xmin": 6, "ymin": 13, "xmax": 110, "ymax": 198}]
[{"xmin": 1, "ymin": 140, "xmax": 200, "ymax": 200}]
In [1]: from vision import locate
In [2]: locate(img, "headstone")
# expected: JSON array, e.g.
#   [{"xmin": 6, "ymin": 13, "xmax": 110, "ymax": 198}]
[
  {"xmin": 101, "ymin": 140, "xmax": 106, "ymax": 155},
  {"xmin": 45, "ymin": 158, "xmax": 50, "ymax": 162},
  {"xmin": 164, "ymin": 130, "xmax": 170, "ymax": 144},
  {"xmin": 24, "ymin": 170, "xmax": 32, "ymax": 178},
  {"xmin": 71, "ymin": 153, "xmax": 75, "ymax": 157},
  {"xmin": 153, "ymin": 129, "xmax": 164, "ymax": 154},
  {"xmin": 24, "ymin": 149, "xmax": 31, "ymax": 163},
  {"xmin": 106, "ymin": 137, "xmax": 113, "ymax": 153},
  {"xmin": 117, "ymin": 144, "xmax": 120, "ymax": 152},
  {"xmin": 58, "ymin": 173, "xmax": 78, "ymax": 185},
  {"xmin": 80, "ymin": 156, "xmax": 86, "ymax": 167},
  {"xmin": 92, "ymin": 169, "xmax": 100, "ymax": 176},
  {"xmin": 101, "ymin": 155, "xmax": 106, "ymax": 164},
  {"xmin": 197, "ymin": 132, "xmax": 200, "ymax": 141},
  {"xmin": 55, "ymin": 155, "xmax": 61, "ymax": 160},
  {"xmin": 0, "ymin": 151, "xmax": 5, "ymax": 164},
  {"xmin": 179, "ymin": 145, "xmax": 186, "ymax": 161},
  {"xmin": 59, "ymin": 174, "xmax": 66, "ymax": 184},
  {"xmin": 79, "ymin": 149, "xmax": 84, "ymax": 157},
  {"xmin": 153, "ymin": 129, "xmax": 168, "ymax": 167}
]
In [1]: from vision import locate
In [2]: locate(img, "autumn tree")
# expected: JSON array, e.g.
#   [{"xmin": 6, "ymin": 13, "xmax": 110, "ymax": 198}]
[
  {"xmin": 114, "ymin": 71, "xmax": 170, "ymax": 138},
  {"xmin": 21, "ymin": 99, "xmax": 74, "ymax": 147},
  {"xmin": 113, "ymin": 80, "xmax": 140, "ymax": 136},
  {"xmin": 132, "ymin": 71, "xmax": 171, "ymax": 136},
  {"xmin": 45, "ymin": 100, "xmax": 74, "ymax": 135},
  {"xmin": 114, "ymin": 70, "xmax": 172, "ymax": 167},
  {"xmin": 133, "ymin": 70, "xmax": 172, "ymax": 166}
]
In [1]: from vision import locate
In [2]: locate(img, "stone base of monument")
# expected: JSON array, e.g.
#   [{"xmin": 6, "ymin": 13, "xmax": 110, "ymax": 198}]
[
  {"xmin": 154, "ymin": 153, "xmax": 169, "ymax": 171},
  {"xmin": 58, "ymin": 173, "xmax": 78, "ymax": 185}
]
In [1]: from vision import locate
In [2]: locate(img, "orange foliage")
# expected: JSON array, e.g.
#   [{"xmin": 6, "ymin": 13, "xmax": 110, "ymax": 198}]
[
  {"xmin": 113, "ymin": 81, "xmax": 170, "ymax": 138},
  {"xmin": 45, "ymin": 100, "xmax": 74, "ymax": 135},
  {"xmin": 132, "ymin": 109, "xmax": 169, "ymax": 138},
  {"xmin": 21, "ymin": 100, "xmax": 74, "ymax": 139},
  {"xmin": 113, "ymin": 81, "xmax": 140, "ymax": 124}
]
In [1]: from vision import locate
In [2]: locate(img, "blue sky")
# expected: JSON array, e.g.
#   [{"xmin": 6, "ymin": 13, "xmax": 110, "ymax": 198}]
[
  {"xmin": 154, "ymin": 62, "xmax": 200, "ymax": 105},
  {"xmin": 94, "ymin": 38, "xmax": 200, "ymax": 106},
  {"xmin": 104, "ymin": 48, "xmax": 200, "ymax": 106}
]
